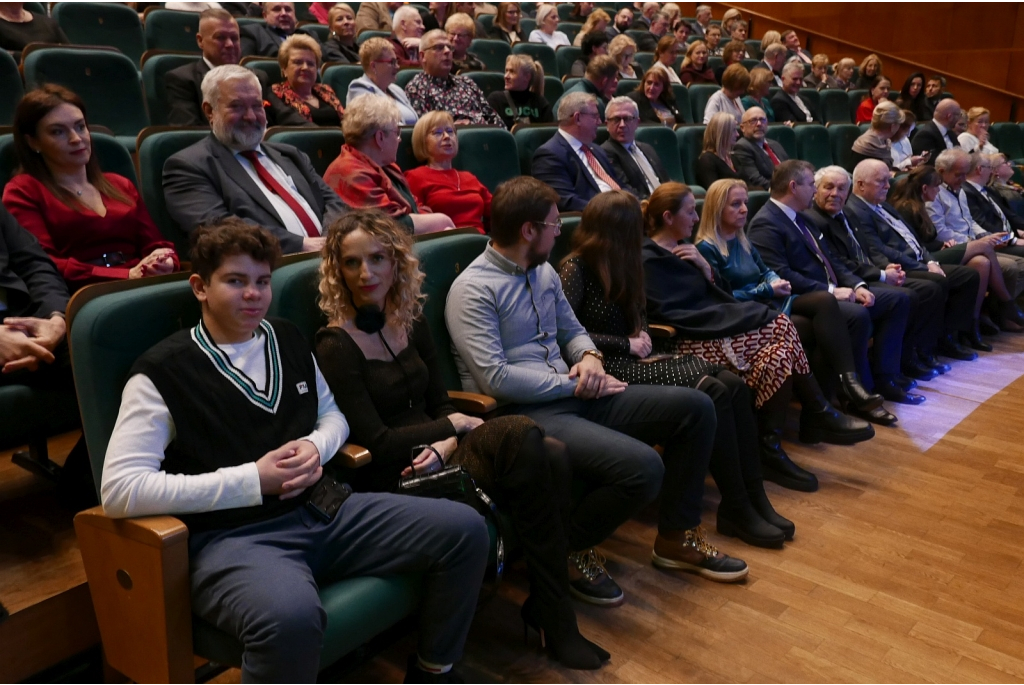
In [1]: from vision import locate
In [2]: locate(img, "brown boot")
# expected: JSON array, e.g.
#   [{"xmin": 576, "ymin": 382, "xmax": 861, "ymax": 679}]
[{"xmin": 652, "ymin": 527, "xmax": 749, "ymax": 582}]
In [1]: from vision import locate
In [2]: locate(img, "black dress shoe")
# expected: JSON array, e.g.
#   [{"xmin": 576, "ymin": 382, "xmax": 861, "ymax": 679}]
[
  {"xmin": 875, "ymin": 379, "xmax": 926, "ymax": 405},
  {"xmin": 960, "ymin": 331, "xmax": 993, "ymax": 352},
  {"xmin": 847, "ymin": 404, "xmax": 899, "ymax": 426},
  {"xmin": 838, "ymin": 372, "xmax": 884, "ymax": 412},
  {"xmin": 894, "ymin": 374, "xmax": 918, "ymax": 391},
  {"xmin": 978, "ymin": 315, "xmax": 1000, "ymax": 336},
  {"xmin": 750, "ymin": 490, "xmax": 795, "ymax": 541},
  {"xmin": 717, "ymin": 504, "xmax": 786, "ymax": 548},
  {"xmin": 919, "ymin": 353, "xmax": 951, "ymax": 374},
  {"xmin": 760, "ymin": 451, "xmax": 819, "ymax": 492},
  {"xmin": 902, "ymin": 357, "xmax": 939, "ymax": 381},
  {"xmin": 937, "ymin": 335, "xmax": 978, "ymax": 362},
  {"xmin": 799, "ymin": 406, "xmax": 875, "ymax": 445}
]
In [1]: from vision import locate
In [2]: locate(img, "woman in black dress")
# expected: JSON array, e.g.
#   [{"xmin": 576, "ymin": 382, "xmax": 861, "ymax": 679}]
[
  {"xmin": 558, "ymin": 191, "xmax": 794, "ymax": 548},
  {"xmin": 696, "ymin": 112, "xmax": 742, "ymax": 189},
  {"xmin": 488, "ymin": 2, "xmax": 526, "ymax": 44},
  {"xmin": 315, "ymin": 210, "xmax": 607, "ymax": 670}
]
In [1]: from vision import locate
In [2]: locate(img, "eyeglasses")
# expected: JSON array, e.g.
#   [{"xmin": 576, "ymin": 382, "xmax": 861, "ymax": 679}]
[
  {"xmin": 447, "ymin": 32, "xmax": 472, "ymax": 40},
  {"xmin": 373, "ymin": 58, "xmax": 398, "ymax": 67},
  {"xmin": 577, "ymin": 110, "xmax": 600, "ymax": 120},
  {"xmin": 429, "ymin": 127, "xmax": 456, "ymax": 138},
  {"xmin": 743, "ymin": 117, "xmax": 768, "ymax": 125},
  {"xmin": 424, "ymin": 43, "xmax": 452, "ymax": 52},
  {"xmin": 533, "ymin": 219, "xmax": 562, "ymax": 231},
  {"xmin": 607, "ymin": 116, "xmax": 637, "ymax": 125}
]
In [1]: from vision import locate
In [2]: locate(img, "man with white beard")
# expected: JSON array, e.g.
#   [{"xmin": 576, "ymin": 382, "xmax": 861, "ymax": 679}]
[{"xmin": 163, "ymin": 65, "xmax": 349, "ymax": 254}]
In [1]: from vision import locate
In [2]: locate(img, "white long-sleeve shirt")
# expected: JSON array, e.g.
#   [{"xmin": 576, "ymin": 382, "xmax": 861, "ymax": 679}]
[{"xmin": 101, "ymin": 328, "xmax": 349, "ymax": 519}]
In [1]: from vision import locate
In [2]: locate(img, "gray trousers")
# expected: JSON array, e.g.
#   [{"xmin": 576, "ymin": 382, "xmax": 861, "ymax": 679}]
[{"xmin": 188, "ymin": 492, "xmax": 489, "ymax": 683}]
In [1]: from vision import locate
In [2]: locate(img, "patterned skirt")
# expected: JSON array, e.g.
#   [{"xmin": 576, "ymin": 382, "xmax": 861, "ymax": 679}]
[{"xmin": 672, "ymin": 314, "xmax": 810, "ymax": 408}]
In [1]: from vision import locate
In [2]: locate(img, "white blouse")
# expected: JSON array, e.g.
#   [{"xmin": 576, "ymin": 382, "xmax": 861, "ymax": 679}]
[{"xmin": 529, "ymin": 29, "xmax": 571, "ymax": 49}]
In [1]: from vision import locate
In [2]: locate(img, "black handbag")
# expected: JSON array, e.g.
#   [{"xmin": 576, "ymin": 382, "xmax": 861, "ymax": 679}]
[{"xmin": 397, "ymin": 445, "xmax": 506, "ymax": 580}]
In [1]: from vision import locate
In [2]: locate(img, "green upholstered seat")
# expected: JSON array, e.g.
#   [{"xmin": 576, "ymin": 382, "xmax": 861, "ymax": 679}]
[
  {"xmin": 670, "ymin": 84, "xmax": 693, "ymax": 125},
  {"xmin": 322, "ymin": 63, "xmax": 365, "ymax": 105},
  {"xmin": 395, "ymin": 68, "xmax": 422, "ymax": 90},
  {"xmin": 820, "ymin": 89, "xmax": 851, "ymax": 125},
  {"xmin": 53, "ymin": 2, "xmax": 146, "ymax": 65},
  {"xmin": 0, "ymin": 44, "xmax": 24, "ymax": 126},
  {"xmin": 686, "ymin": 83, "xmax": 719, "ymax": 125},
  {"xmin": 991, "ymin": 123, "xmax": 1024, "ymax": 161},
  {"xmin": 549, "ymin": 214, "xmax": 580, "ymax": 265},
  {"xmin": 356, "ymin": 30, "xmax": 390, "ymax": 45},
  {"xmin": 512, "ymin": 124, "xmax": 558, "ymax": 175},
  {"xmin": 453, "ymin": 126, "xmax": 520, "ymax": 192},
  {"xmin": 828, "ymin": 123, "xmax": 862, "ymax": 172},
  {"xmin": 632, "ymin": 52, "xmax": 655, "ymax": 74},
  {"xmin": 266, "ymin": 256, "xmax": 325, "ymax": 344},
  {"xmin": 746, "ymin": 190, "xmax": 770, "ymax": 226},
  {"xmin": 556, "ymin": 22, "xmax": 580, "ymax": 44},
  {"xmin": 794, "ymin": 124, "xmax": 832, "ymax": 169},
  {"xmin": 143, "ymin": 9, "xmax": 202, "ymax": 53},
  {"xmin": 242, "ymin": 58, "xmax": 282, "ymax": 86},
  {"xmin": 544, "ymin": 75, "xmax": 564, "ymax": 102},
  {"xmin": 674, "ymin": 125, "xmax": 704, "ymax": 186},
  {"xmin": 765, "ymin": 123, "xmax": 797, "ymax": 159},
  {"xmin": 614, "ymin": 79, "xmax": 640, "ymax": 96},
  {"xmin": 141, "ymin": 52, "xmax": 201, "ymax": 126},
  {"xmin": 137, "ymin": 128, "xmax": 209, "ymax": 252},
  {"xmin": 264, "ymin": 127, "xmax": 345, "ymax": 179},
  {"xmin": 462, "ymin": 70, "xmax": 506, "ymax": 97},
  {"xmin": 511, "ymin": 42, "xmax": 557, "ymax": 79},
  {"xmin": 554, "ymin": 45, "xmax": 582, "ymax": 78},
  {"xmin": 468, "ymin": 39, "xmax": 512, "ymax": 72}
]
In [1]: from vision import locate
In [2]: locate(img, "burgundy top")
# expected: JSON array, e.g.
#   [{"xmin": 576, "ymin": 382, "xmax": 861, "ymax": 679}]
[
  {"xmin": 405, "ymin": 166, "xmax": 491, "ymax": 233},
  {"xmin": 2, "ymin": 173, "xmax": 178, "ymax": 290}
]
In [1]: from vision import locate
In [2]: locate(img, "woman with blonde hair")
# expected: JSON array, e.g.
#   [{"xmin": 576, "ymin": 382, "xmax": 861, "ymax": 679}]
[
  {"xmin": 528, "ymin": 4, "xmax": 570, "ymax": 48},
  {"xmin": 572, "ymin": 8, "xmax": 610, "ymax": 47},
  {"xmin": 322, "ymin": 3, "xmax": 359, "ymax": 64},
  {"xmin": 642, "ymin": 182, "xmax": 874, "ymax": 492},
  {"xmin": 445, "ymin": 12, "xmax": 485, "ymax": 72},
  {"xmin": 315, "ymin": 209, "xmax": 608, "ymax": 671},
  {"xmin": 273, "ymin": 34, "xmax": 345, "ymax": 126},
  {"xmin": 406, "ymin": 111, "xmax": 492, "ymax": 232},
  {"xmin": 679, "ymin": 40, "xmax": 715, "ymax": 85},
  {"xmin": 855, "ymin": 53, "xmax": 883, "ymax": 89},
  {"xmin": 487, "ymin": 53, "xmax": 552, "ymax": 128},
  {"xmin": 608, "ymin": 33, "xmax": 638, "ymax": 79},
  {"xmin": 833, "ymin": 58, "xmax": 856, "ymax": 91},
  {"xmin": 759, "ymin": 30, "xmax": 781, "ymax": 55},
  {"xmin": 696, "ymin": 112, "xmax": 742, "ymax": 188},
  {"xmin": 850, "ymin": 100, "xmax": 904, "ymax": 170},
  {"xmin": 959, "ymin": 107, "xmax": 998, "ymax": 154},
  {"xmin": 721, "ymin": 8, "xmax": 743, "ymax": 36},
  {"xmin": 347, "ymin": 37, "xmax": 418, "ymax": 124},
  {"xmin": 488, "ymin": 2, "xmax": 525, "ymax": 44}
]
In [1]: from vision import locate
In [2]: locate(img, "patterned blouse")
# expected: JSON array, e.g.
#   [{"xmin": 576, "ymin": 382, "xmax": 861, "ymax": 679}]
[
  {"xmin": 271, "ymin": 82, "xmax": 345, "ymax": 124},
  {"xmin": 405, "ymin": 73, "xmax": 504, "ymax": 126}
]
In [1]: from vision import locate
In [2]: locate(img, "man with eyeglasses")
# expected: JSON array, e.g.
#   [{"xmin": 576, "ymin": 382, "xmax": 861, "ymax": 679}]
[
  {"xmin": 405, "ymin": 29, "xmax": 504, "ymax": 126},
  {"xmin": 600, "ymin": 97, "xmax": 669, "ymax": 200},
  {"xmin": 532, "ymin": 92, "xmax": 633, "ymax": 212},
  {"xmin": 964, "ymin": 153, "xmax": 1024, "ymax": 239},
  {"xmin": 732, "ymin": 107, "xmax": 790, "ymax": 191}
]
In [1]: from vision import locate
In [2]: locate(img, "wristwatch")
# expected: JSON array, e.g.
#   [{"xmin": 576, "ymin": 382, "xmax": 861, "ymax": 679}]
[{"xmin": 581, "ymin": 349, "xmax": 605, "ymax": 364}]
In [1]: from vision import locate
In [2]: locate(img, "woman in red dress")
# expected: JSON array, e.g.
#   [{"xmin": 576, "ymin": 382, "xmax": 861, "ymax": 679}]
[{"xmin": 3, "ymin": 85, "xmax": 178, "ymax": 292}]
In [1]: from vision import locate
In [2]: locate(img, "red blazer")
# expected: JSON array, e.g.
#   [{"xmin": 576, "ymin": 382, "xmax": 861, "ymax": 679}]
[
  {"xmin": 406, "ymin": 166, "xmax": 491, "ymax": 233},
  {"xmin": 2, "ymin": 173, "xmax": 178, "ymax": 290},
  {"xmin": 855, "ymin": 97, "xmax": 876, "ymax": 125},
  {"xmin": 323, "ymin": 144, "xmax": 419, "ymax": 218}
]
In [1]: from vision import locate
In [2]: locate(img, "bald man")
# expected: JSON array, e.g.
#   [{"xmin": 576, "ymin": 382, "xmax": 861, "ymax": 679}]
[
  {"xmin": 911, "ymin": 98, "xmax": 961, "ymax": 163},
  {"xmin": 732, "ymin": 107, "xmax": 789, "ymax": 190}
]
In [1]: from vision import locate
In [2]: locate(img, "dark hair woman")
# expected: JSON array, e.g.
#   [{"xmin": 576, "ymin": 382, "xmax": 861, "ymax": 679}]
[
  {"xmin": 2, "ymin": 85, "xmax": 179, "ymax": 292},
  {"xmin": 627, "ymin": 68, "xmax": 684, "ymax": 126},
  {"xmin": 558, "ymin": 190, "xmax": 794, "ymax": 548},
  {"xmin": 895, "ymin": 72, "xmax": 930, "ymax": 123}
]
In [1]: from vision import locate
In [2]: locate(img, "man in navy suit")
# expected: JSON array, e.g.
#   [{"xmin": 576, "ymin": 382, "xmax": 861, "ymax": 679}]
[
  {"xmin": 531, "ymin": 92, "xmax": 632, "ymax": 213},
  {"xmin": 910, "ymin": 98, "xmax": 961, "ymax": 164},
  {"xmin": 748, "ymin": 161, "xmax": 917, "ymax": 424}
]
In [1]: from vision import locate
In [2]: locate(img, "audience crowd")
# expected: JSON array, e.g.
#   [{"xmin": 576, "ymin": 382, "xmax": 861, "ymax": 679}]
[{"xmin": 4, "ymin": 2, "xmax": 1022, "ymax": 682}]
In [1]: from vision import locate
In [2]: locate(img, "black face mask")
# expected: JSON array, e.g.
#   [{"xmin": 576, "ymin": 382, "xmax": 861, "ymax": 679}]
[{"xmin": 354, "ymin": 304, "xmax": 386, "ymax": 334}]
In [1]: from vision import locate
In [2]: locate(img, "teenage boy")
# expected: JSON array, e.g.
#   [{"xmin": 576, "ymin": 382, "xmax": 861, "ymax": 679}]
[{"xmin": 100, "ymin": 220, "xmax": 487, "ymax": 683}]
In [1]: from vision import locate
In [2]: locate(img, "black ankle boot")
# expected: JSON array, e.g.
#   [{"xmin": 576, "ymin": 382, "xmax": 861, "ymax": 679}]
[
  {"xmin": 838, "ymin": 371, "xmax": 883, "ymax": 412},
  {"xmin": 757, "ymin": 397, "xmax": 820, "ymax": 493},
  {"xmin": 521, "ymin": 596, "xmax": 605, "ymax": 669},
  {"xmin": 717, "ymin": 501, "xmax": 785, "ymax": 548},
  {"xmin": 793, "ymin": 373, "xmax": 875, "ymax": 445},
  {"xmin": 749, "ymin": 488, "xmax": 795, "ymax": 540}
]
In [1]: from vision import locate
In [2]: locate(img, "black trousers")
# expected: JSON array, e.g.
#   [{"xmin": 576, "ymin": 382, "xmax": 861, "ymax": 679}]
[
  {"xmin": 837, "ymin": 286, "xmax": 910, "ymax": 387},
  {"xmin": 873, "ymin": 280, "xmax": 943, "ymax": 357},
  {"xmin": 907, "ymin": 265, "xmax": 980, "ymax": 335}
]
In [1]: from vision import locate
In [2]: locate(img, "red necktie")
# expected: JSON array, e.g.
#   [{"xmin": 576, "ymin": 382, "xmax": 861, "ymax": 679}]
[
  {"xmin": 763, "ymin": 142, "xmax": 781, "ymax": 167},
  {"xmin": 581, "ymin": 145, "xmax": 620, "ymax": 190},
  {"xmin": 239, "ymin": 150, "xmax": 320, "ymax": 237}
]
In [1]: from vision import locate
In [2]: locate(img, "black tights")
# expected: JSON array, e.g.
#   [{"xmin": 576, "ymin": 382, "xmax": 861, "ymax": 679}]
[{"xmin": 790, "ymin": 291, "xmax": 856, "ymax": 392}]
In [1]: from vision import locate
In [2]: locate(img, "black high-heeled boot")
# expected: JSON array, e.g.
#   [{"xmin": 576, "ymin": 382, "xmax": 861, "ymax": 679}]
[
  {"xmin": 757, "ymin": 385, "xmax": 819, "ymax": 492},
  {"xmin": 716, "ymin": 500, "xmax": 785, "ymax": 548},
  {"xmin": 521, "ymin": 596, "xmax": 605, "ymax": 670},
  {"xmin": 792, "ymin": 373, "xmax": 875, "ymax": 445},
  {"xmin": 838, "ymin": 371, "xmax": 884, "ymax": 412},
  {"xmin": 749, "ymin": 488, "xmax": 795, "ymax": 541}
]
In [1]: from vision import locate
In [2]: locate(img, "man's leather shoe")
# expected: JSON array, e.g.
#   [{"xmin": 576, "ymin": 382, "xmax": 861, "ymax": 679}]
[
  {"xmin": 799, "ymin": 406, "xmax": 875, "ymax": 445},
  {"xmin": 894, "ymin": 374, "xmax": 918, "ymax": 391},
  {"xmin": 876, "ymin": 379, "xmax": 926, "ymax": 405},
  {"xmin": 919, "ymin": 353, "xmax": 951, "ymax": 374},
  {"xmin": 847, "ymin": 404, "xmax": 899, "ymax": 426},
  {"xmin": 838, "ymin": 372, "xmax": 884, "ymax": 412},
  {"xmin": 937, "ymin": 335, "xmax": 978, "ymax": 361},
  {"xmin": 902, "ymin": 356, "xmax": 939, "ymax": 381},
  {"xmin": 761, "ymin": 450, "xmax": 819, "ymax": 492},
  {"xmin": 960, "ymin": 331, "xmax": 993, "ymax": 352}
]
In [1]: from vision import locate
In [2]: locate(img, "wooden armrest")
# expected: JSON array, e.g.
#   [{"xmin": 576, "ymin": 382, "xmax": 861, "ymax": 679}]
[
  {"xmin": 648, "ymin": 324, "xmax": 676, "ymax": 339},
  {"xmin": 74, "ymin": 507, "xmax": 194, "ymax": 683},
  {"xmin": 448, "ymin": 390, "xmax": 498, "ymax": 414},
  {"xmin": 338, "ymin": 443, "xmax": 371, "ymax": 468}
]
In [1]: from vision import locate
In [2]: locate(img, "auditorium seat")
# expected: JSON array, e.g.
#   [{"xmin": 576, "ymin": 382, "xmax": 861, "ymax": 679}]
[
  {"xmin": 556, "ymin": 3, "xmax": 575, "ymax": 21},
  {"xmin": 615, "ymin": 79, "xmax": 640, "ymax": 96},
  {"xmin": 765, "ymin": 123, "xmax": 797, "ymax": 158},
  {"xmin": 322, "ymin": 63, "xmax": 364, "ymax": 105},
  {"xmin": 356, "ymin": 30, "xmax": 390, "ymax": 46},
  {"xmin": 396, "ymin": 126, "xmax": 417, "ymax": 171},
  {"xmin": 562, "ymin": 77, "xmax": 581, "ymax": 90},
  {"xmin": 632, "ymin": 53, "xmax": 655, "ymax": 74},
  {"xmin": 462, "ymin": 71, "xmax": 506, "ymax": 97},
  {"xmin": 554, "ymin": 46, "xmax": 582, "ymax": 78},
  {"xmin": 745, "ymin": 39, "xmax": 763, "ymax": 59},
  {"xmin": 794, "ymin": 124, "xmax": 832, "ymax": 169},
  {"xmin": 557, "ymin": 23, "xmax": 580, "ymax": 44},
  {"xmin": 512, "ymin": 123, "xmax": 558, "ymax": 174},
  {"xmin": 469, "ymin": 39, "xmax": 512, "ymax": 72},
  {"xmin": 141, "ymin": 51, "xmax": 200, "ymax": 126},
  {"xmin": 740, "ymin": 58, "xmax": 761, "ymax": 72},
  {"xmin": 22, "ymin": 46, "xmax": 150, "ymax": 149},
  {"xmin": 395, "ymin": 68, "xmax": 422, "ymax": 90},
  {"xmin": 550, "ymin": 213, "xmax": 580, "ymax": 265},
  {"xmin": 52, "ymin": 2, "xmax": 146, "ymax": 66},
  {"xmin": 746, "ymin": 190, "xmax": 770, "ymax": 225},
  {"xmin": 828, "ymin": 123, "xmax": 861, "ymax": 172},
  {"xmin": 544, "ymin": 75, "xmax": 564, "ymax": 101},
  {"xmin": 300, "ymin": 23, "xmax": 330, "ymax": 43},
  {"xmin": 143, "ymin": 8, "xmax": 202, "ymax": 53},
  {"xmin": 241, "ymin": 56, "xmax": 282, "ymax": 86},
  {"xmin": 671, "ymin": 84, "xmax": 694, "ymax": 125},
  {"xmin": 452, "ymin": 126, "xmax": 520, "ymax": 192},
  {"xmin": 798, "ymin": 88, "xmax": 821, "ymax": 114},
  {"xmin": 820, "ymin": 89, "xmax": 852, "ymax": 125},
  {"xmin": 624, "ymin": 30, "xmax": 648, "ymax": 45},
  {"xmin": 707, "ymin": 56, "xmax": 723, "ymax": 72},
  {"xmin": 686, "ymin": 84, "xmax": 719, "ymax": 126},
  {"xmin": 848, "ymin": 89, "xmax": 868, "ymax": 122},
  {"xmin": 0, "ymin": 131, "xmax": 137, "ymax": 189},
  {"xmin": 511, "ymin": 42, "xmax": 557, "ymax": 79},
  {"xmin": 990, "ymin": 123, "xmax": 1024, "ymax": 161},
  {"xmin": 635, "ymin": 125, "xmax": 685, "ymax": 183},
  {"xmin": 0, "ymin": 49, "xmax": 23, "ymax": 126},
  {"xmin": 137, "ymin": 127, "xmax": 209, "ymax": 252},
  {"xmin": 263, "ymin": 126, "xmax": 345, "ymax": 178},
  {"xmin": 674, "ymin": 124, "xmax": 705, "ymax": 186},
  {"xmin": 478, "ymin": 13, "xmax": 494, "ymax": 32}
]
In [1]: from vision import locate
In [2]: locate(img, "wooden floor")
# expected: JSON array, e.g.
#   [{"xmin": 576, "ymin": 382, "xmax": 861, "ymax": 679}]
[{"xmin": 8, "ymin": 332, "xmax": 1024, "ymax": 683}]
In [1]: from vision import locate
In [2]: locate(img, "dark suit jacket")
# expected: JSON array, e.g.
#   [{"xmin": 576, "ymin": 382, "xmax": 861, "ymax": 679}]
[
  {"xmin": 600, "ymin": 139, "xmax": 667, "ymax": 200},
  {"xmin": 634, "ymin": 31, "xmax": 660, "ymax": 52},
  {"xmin": 730, "ymin": 136, "xmax": 788, "ymax": 190},
  {"xmin": 770, "ymin": 91, "xmax": 820, "ymax": 124},
  {"xmin": 162, "ymin": 136, "xmax": 348, "ymax": 254},
  {"xmin": 844, "ymin": 194, "xmax": 930, "ymax": 271},
  {"xmin": 164, "ymin": 60, "xmax": 310, "ymax": 128},
  {"xmin": 964, "ymin": 182, "xmax": 1024, "ymax": 235},
  {"xmin": 805, "ymin": 204, "xmax": 883, "ymax": 282},
  {"xmin": 531, "ymin": 132, "xmax": 629, "ymax": 212},
  {"xmin": 240, "ymin": 23, "xmax": 319, "ymax": 57},
  {"xmin": 910, "ymin": 120, "xmax": 956, "ymax": 163},
  {"xmin": 0, "ymin": 206, "xmax": 68, "ymax": 319},
  {"xmin": 747, "ymin": 199, "xmax": 862, "ymax": 293}
]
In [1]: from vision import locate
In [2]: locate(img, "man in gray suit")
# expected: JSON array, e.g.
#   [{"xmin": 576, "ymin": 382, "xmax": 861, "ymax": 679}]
[
  {"xmin": 163, "ymin": 65, "xmax": 348, "ymax": 255},
  {"xmin": 731, "ymin": 107, "xmax": 789, "ymax": 190},
  {"xmin": 600, "ymin": 97, "xmax": 669, "ymax": 200}
]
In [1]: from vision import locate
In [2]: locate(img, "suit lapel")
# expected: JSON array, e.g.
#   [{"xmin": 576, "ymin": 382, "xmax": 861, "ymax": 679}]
[
  {"xmin": 212, "ymin": 138, "xmax": 285, "ymax": 224},
  {"xmin": 612, "ymin": 140, "xmax": 644, "ymax": 189},
  {"xmin": 559, "ymin": 135, "xmax": 600, "ymax": 192}
]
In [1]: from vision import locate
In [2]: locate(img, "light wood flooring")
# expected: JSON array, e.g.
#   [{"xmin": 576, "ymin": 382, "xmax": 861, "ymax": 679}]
[{"xmin": 8, "ymin": 332, "xmax": 1024, "ymax": 683}]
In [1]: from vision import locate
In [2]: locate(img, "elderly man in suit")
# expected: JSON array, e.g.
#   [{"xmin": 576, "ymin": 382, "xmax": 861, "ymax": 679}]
[
  {"xmin": 240, "ymin": 0, "xmax": 319, "ymax": 57},
  {"xmin": 748, "ymin": 161, "xmax": 916, "ymax": 424},
  {"xmin": 634, "ymin": 10, "xmax": 669, "ymax": 53},
  {"xmin": 164, "ymin": 8, "xmax": 309, "ymax": 128},
  {"xmin": 532, "ymin": 92, "xmax": 632, "ymax": 213},
  {"xmin": 689, "ymin": 5, "xmax": 712, "ymax": 39},
  {"xmin": 600, "ymin": 97, "xmax": 668, "ymax": 200},
  {"xmin": 911, "ymin": 98, "xmax": 961, "ymax": 163},
  {"xmin": 964, "ymin": 152, "xmax": 1024, "ymax": 238},
  {"xmin": 750, "ymin": 42, "xmax": 786, "ymax": 88},
  {"xmin": 163, "ymin": 66, "xmax": 349, "ymax": 255},
  {"xmin": 771, "ymin": 62, "xmax": 821, "ymax": 124},
  {"xmin": 732, "ymin": 107, "xmax": 789, "ymax": 190}
]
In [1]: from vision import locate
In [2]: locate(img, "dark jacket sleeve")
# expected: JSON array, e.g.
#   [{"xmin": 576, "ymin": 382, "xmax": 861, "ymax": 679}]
[
  {"xmin": 731, "ymin": 139, "xmax": 771, "ymax": 190},
  {"xmin": 164, "ymin": 65, "xmax": 206, "ymax": 127},
  {"xmin": 0, "ymin": 207, "xmax": 69, "ymax": 318},
  {"xmin": 747, "ymin": 210, "xmax": 828, "ymax": 293},
  {"xmin": 531, "ymin": 142, "xmax": 589, "ymax": 213}
]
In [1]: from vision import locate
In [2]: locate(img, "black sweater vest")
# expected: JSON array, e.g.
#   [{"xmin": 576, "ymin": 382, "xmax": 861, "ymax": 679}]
[{"xmin": 131, "ymin": 317, "xmax": 319, "ymax": 532}]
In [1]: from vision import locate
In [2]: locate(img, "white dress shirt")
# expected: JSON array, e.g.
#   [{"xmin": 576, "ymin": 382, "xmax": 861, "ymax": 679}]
[
  {"xmin": 626, "ymin": 141, "xmax": 661, "ymax": 192},
  {"xmin": 235, "ymin": 146, "xmax": 323, "ymax": 238},
  {"xmin": 559, "ymin": 129, "xmax": 612, "ymax": 192},
  {"xmin": 788, "ymin": 93, "xmax": 813, "ymax": 122}
]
